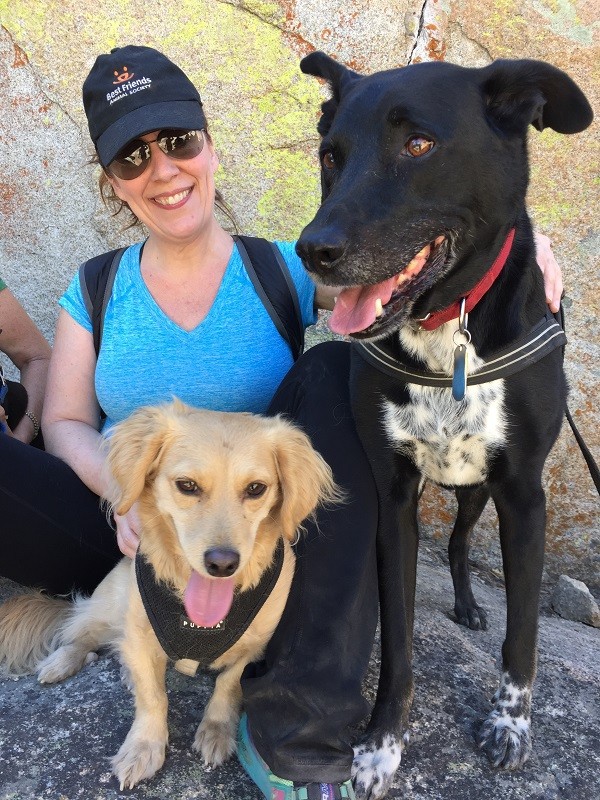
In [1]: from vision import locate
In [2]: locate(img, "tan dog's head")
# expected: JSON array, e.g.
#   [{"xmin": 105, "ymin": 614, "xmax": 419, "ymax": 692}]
[{"xmin": 105, "ymin": 400, "xmax": 337, "ymax": 626}]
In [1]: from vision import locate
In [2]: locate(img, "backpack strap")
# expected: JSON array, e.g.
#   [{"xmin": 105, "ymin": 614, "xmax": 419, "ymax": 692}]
[
  {"xmin": 79, "ymin": 247, "xmax": 127, "ymax": 358},
  {"xmin": 79, "ymin": 237, "xmax": 305, "ymax": 363},
  {"xmin": 234, "ymin": 235, "xmax": 305, "ymax": 361}
]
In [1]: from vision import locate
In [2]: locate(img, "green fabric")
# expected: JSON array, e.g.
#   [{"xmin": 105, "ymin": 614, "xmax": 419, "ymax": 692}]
[{"xmin": 0, "ymin": 277, "xmax": 6, "ymax": 291}]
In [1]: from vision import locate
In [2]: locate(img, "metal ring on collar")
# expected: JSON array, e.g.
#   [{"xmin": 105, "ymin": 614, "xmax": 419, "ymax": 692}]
[{"xmin": 453, "ymin": 329, "xmax": 472, "ymax": 346}]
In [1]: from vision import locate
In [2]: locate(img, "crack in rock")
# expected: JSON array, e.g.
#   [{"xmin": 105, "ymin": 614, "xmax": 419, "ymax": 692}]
[{"xmin": 408, "ymin": 0, "xmax": 450, "ymax": 65}]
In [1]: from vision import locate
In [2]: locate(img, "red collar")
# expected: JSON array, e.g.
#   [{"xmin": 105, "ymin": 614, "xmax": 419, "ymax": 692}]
[{"xmin": 418, "ymin": 228, "xmax": 516, "ymax": 331}]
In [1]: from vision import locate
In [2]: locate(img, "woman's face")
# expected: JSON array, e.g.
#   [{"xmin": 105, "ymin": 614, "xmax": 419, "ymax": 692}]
[{"xmin": 106, "ymin": 130, "xmax": 220, "ymax": 245}]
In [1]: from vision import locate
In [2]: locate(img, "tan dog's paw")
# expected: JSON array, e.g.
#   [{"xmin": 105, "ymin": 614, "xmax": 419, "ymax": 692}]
[
  {"xmin": 193, "ymin": 717, "xmax": 236, "ymax": 766},
  {"xmin": 111, "ymin": 731, "xmax": 167, "ymax": 789},
  {"xmin": 37, "ymin": 645, "xmax": 97, "ymax": 684}
]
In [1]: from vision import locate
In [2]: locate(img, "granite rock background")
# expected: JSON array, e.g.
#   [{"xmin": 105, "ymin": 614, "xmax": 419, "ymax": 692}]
[
  {"xmin": 0, "ymin": 0, "xmax": 598, "ymax": 584},
  {"xmin": 0, "ymin": 2, "xmax": 598, "ymax": 798}
]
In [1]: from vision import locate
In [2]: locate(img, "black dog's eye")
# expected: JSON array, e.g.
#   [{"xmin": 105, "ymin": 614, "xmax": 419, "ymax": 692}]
[
  {"xmin": 402, "ymin": 135, "xmax": 435, "ymax": 158},
  {"xmin": 321, "ymin": 150, "xmax": 336, "ymax": 170},
  {"xmin": 245, "ymin": 482, "xmax": 267, "ymax": 498},
  {"xmin": 175, "ymin": 478, "xmax": 201, "ymax": 495}
]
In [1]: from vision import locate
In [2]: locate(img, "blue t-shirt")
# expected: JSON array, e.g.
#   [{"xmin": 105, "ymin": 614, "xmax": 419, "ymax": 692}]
[{"xmin": 59, "ymin": 240, "xmax": 316, "ymax": 429}]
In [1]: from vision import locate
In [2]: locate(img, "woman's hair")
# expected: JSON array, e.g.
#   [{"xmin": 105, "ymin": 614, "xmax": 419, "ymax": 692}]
[{"xmin": 92, "ymin": 129, "xmax": 238, "ymax": 233}]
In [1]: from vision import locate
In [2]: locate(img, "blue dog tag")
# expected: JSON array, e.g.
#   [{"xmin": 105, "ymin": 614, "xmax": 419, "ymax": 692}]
[{"xmin": 452, "ymin": 344, "xmax": 468, "ymax": 401}]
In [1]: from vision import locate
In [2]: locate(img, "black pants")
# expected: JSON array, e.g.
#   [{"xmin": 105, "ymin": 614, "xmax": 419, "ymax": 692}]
[
  {"xmin": 242, "ymin": 342, "xmax": 379, "ymax": 781},
  {"xmin": 0, "ymin": 341, "xmax": 379, "ymax": 782},
  {"xmin": 0, "ymin": 436, "xmax": 121, "ymax": 595}
]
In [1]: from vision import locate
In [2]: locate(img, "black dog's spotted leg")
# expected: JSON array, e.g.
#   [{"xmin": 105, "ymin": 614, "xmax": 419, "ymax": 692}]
[
  {"xmin": 450, "ymin": 484, "xmax": 491, "ymax": 630},
  {"xmin": 477, "ymin": 476, "xmax": 545, "ymax": 768},
  {"xmin": 352, "ymin": 459, "xmax": 421, "ymax": 799}
]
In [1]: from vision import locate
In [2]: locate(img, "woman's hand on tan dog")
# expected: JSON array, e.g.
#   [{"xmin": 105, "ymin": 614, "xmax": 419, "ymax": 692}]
[{"xmin": 115, "ymin": 504, "xmax": 141, "ymax": 559}]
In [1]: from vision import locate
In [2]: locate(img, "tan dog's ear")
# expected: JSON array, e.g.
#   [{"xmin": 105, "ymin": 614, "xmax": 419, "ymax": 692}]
[
  {"xmin": 105, "ymin": 404, "xmax": 179, "ymax": 514},
  {"xmin": 269, "ymin": 417, "xmax": 340, "ymax": 541}
]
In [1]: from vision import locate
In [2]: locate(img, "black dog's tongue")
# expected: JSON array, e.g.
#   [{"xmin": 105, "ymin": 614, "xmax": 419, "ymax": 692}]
[
  {"xmin": 329, "ymin": 277, "xmax": 397, "ymax": 335},
  {"xmin": 328, "ymin": 242, "xmax": 435, "ymax": 335}
]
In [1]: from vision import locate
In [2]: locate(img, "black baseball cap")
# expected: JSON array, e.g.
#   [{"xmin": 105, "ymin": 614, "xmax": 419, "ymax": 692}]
[{"xmin": 83, "ymin": 45, "xmax": 207, "ymax": 168}]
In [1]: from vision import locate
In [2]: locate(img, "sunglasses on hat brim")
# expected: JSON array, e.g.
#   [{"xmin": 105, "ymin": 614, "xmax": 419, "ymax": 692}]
[{"xmin": 107, "ymin": 129, "xmax": 206, "ymax": 180}]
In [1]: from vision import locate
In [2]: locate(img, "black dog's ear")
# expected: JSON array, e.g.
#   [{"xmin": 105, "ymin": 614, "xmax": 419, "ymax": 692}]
[
  {"xmin": 300, "ymin": 51, "xmax": 362, "ymax": 136},
  {"xmin": 481, "ymin": 58, "xmax": 593, "ymax": 136}
]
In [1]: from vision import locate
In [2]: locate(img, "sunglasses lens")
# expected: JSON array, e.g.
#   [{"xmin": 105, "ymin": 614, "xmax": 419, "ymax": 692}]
[
  {"xmin": 107, "ymin": 130, "xmax": 205, "ymax": 180},
  {"xmin": 157, "ymin": 129, "xmax": 204, "ymax": 160},
  {"xmin": 109, "ymin": 141, "xmax": 150, "ymax": 180}
]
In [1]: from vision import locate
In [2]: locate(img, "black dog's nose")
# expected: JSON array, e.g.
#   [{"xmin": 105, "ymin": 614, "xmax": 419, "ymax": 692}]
[
  {"xmin": 295, "ymin": 230, "xmax": 347, "ymax": 273},
  {"xmin": 204, "ymin": 548, "xmax": 240, "ymax": 578}
]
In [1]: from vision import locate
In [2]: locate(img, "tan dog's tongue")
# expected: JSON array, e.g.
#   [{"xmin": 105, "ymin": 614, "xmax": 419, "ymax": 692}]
[{"xmin": 183, "ymin": 570, "xmax": 235, "ymax": 628}]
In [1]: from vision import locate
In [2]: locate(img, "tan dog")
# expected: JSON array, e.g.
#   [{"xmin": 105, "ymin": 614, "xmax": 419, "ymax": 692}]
[{"xmin": 0, "ymin": 401, "xmax": 337, "ymax": 789}]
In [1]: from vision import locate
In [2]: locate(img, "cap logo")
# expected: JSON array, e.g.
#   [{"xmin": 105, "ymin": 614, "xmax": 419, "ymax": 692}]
[
  {"xmin": 113, "ymin": 66, "xmax": 134, "ymax": 84},
  {"xmin": 106, "ymin": 67, "xmax": 152, "ymax": 106}
]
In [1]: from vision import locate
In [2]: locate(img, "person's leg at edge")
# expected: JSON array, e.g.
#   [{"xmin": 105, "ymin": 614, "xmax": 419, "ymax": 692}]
[
  {"xmin": 0, "ymin": 433, "xmax": 122, "ymax": 595},
  {"xmin": 239, "ymin": 341, "xmax": 379, "ymax": 796}
]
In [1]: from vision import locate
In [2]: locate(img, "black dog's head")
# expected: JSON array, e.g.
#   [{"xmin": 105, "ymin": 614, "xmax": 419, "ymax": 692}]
[{"xmin": 296, "ymin": 53, "xmax": 592, "ymax": 339}]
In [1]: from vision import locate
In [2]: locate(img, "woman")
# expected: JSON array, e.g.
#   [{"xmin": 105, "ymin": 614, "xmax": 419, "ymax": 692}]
[
  {"xmin": 0, "ymin": 46, "xmax": 563, "ymax": 800},
  {"xmin": 0, "ymin": 279, "xmax": 50, "ymax": 443}
]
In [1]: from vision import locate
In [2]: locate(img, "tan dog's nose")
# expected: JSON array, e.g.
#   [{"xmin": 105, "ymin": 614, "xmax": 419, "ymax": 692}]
[{"xmin": 204, "ymin": 548, "xmax": 240, "ymax": 578}]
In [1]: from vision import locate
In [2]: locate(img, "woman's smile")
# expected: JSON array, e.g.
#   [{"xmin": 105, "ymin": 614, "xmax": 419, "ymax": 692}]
[{"xmin": 152, "ymin": 187, "xmax": 193, "ymax": 208}]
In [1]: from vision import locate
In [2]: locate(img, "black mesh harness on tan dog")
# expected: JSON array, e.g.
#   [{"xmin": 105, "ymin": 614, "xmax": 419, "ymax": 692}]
[{"xmin": 135, "ymin": 540, "xmax": 285, "ymax": 664}]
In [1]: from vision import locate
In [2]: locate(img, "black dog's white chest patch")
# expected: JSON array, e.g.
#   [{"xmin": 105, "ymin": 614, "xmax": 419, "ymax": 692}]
[{"xmin": 383, "ymin": 324, "xmax": 507, "ymax": 486}]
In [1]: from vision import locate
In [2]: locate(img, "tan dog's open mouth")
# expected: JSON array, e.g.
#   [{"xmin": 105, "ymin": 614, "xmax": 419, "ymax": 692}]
[{"xmin": 184, "ymin": 571, "xmax": 235, "ymax": 628}]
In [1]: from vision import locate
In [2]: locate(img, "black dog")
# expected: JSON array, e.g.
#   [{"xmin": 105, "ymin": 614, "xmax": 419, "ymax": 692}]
[{"xmin": 296, "ymin": 53, "xmax": 593, "ymax": 799}]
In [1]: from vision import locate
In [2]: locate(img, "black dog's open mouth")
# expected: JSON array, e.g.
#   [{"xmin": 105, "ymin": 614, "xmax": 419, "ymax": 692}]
[{"xmin": 329, "ymin": 235, "xmax": 449, "ymax": 339}]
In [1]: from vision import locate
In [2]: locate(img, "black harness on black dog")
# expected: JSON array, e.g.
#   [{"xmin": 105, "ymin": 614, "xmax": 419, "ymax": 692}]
[
  {"xmin": 355, "ymin": 228, "xmax": 566, "ymax": 394},
  {"xmin": 135, "ymin": 540, "xmax": 285, "ymax": 664},
  {"xmin": 355, "ymin": 310, "xmax": 566, "ymax": 388},
  {"xmin": 353, "ymin": 220, "xmax": 599, "ymax": 495},
  {"xmin": 355, "ymin": 305, "xmax": 600, "ymax": 495}
]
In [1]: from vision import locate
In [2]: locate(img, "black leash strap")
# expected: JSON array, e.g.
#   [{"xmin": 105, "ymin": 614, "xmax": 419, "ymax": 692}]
[
  {"xmin": 558, "ymin": 305, "xmax": 600, "ymax": 495},
  {"xmin": 565, "ymin": 406, "xmax": 600, "ymax": 494}
]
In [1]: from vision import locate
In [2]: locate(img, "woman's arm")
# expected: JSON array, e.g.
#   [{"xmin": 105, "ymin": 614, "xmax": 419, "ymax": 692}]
[
  {"xmin": 314, "ymin": 232, "xmax": 564, "ymax": 313},
  {"xmin": 41, "ymin": 309, "xmax": 107, "ymax": 495},
  {"xmin": 0, "ymin": 287, "xmax": 51, "ymax": 443},
  {"xmin": 42, "ymin": 310, "xmax": 141, "ymax": 557}
]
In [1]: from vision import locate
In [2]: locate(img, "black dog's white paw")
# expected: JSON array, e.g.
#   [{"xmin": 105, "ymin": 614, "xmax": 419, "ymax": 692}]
[
  {"xmin": 352, "ymin": 732, "xmax": 406, "ymax": 799},
  {"xmin": 477, "ymin": 674, "xmax": 532, "ymax": 769}
]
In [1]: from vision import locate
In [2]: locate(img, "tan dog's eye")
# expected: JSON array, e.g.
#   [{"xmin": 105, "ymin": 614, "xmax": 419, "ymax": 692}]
[
  {"xmin": 245, "ymin": 482, "xmax": 267, "ymax": 498},
  {"xmin": 175, "ymin": 478, "xmax": 201, "ymax": 495},
  {"xmin": 402, "ymin": 135, "xmax": 435, "ymax": 157}
]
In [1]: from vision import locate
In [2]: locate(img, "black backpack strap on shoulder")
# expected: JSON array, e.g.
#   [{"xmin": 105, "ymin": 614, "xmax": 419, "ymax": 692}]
[
  {"xmin": 78, "ymin": 247, "xmax": 127, "ymax": 357},
  {"xmin": 234, "ymin": 235, "xmax": 304, "ymax": 361}
]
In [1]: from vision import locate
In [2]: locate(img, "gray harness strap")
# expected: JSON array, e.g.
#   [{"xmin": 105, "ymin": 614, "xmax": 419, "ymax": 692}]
[
  {"xmin": 135, "ymin": 540, "xmax": 285, "ymax": 665},
  {"xmin": 354, "ymin": 312, "xmax": 566, "ymax": 387}
]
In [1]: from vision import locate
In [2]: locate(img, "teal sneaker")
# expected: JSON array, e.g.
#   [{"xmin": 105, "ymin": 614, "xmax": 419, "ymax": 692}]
[{"xmin": 237, "ymin": 713, "xmax": 356, "ymax": 800}]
